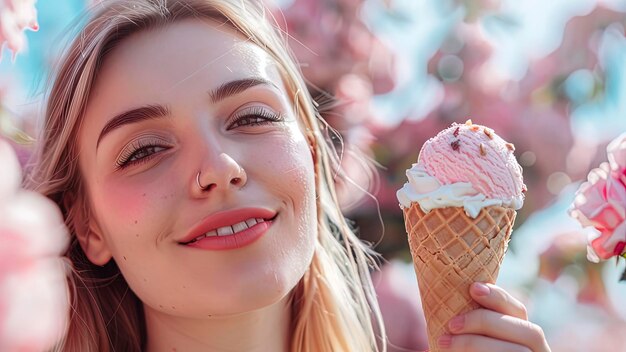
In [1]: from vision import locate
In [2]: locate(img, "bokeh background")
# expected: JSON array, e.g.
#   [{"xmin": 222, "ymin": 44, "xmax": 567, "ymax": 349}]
[{"xmin": 2, "ymin": 0, "xmax": 626, "ymax": 351}]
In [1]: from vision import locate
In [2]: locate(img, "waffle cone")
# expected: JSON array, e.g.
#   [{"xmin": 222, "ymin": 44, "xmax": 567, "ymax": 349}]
[{"xmin": 403, "ymin": 205, "xmax": 516, "ymax": 351}]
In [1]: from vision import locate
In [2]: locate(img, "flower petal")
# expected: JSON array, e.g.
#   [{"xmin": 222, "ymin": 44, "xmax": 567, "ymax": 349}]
[
  {"xmin": 571, "ymin": 165, "xmax": 610, "ymax": 227},
  {"xmin": 0, "ymin": 139, "xmax": 21, "ymax": 200},
  {"xmin": 0, "ymin": 0, "xmax": 38, "ymax": 60},
  {"xmin": 589, "ymin": 223, "xmax": 626, "ymax": 260},
  {"xmin": 607, "ymin": 132, "xmax": 626, "ymax": 173},
  {"xmin": 1, "ymin": 192, "xmax": 68, "ymax": 258}
]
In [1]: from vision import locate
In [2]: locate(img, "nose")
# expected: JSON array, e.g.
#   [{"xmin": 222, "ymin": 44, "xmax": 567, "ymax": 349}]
[{"xmin": 193, "ymin": 152, "xmax": 247, "ymax": 196}]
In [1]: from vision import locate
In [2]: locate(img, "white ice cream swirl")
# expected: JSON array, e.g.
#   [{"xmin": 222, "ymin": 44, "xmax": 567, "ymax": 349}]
[{"xmin": 396, "ymin": 164, "xmax": 523, "ymax": 218}]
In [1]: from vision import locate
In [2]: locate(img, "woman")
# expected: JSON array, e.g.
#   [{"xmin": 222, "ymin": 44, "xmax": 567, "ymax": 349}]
[{"xmin": 25, "ymin": 0, "xmax": 551, "ymax": 351}]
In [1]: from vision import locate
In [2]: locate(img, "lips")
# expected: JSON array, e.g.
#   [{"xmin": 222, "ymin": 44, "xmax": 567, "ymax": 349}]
[{"xmin": 179, "ymin": 208, "xmax": 277, "ymax": 248}]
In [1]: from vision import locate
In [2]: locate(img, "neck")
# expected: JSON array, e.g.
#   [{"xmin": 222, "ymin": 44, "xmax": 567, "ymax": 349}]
[{"xmin": 144, "ymin": 295, "xmax": 292, "ymax": 352}]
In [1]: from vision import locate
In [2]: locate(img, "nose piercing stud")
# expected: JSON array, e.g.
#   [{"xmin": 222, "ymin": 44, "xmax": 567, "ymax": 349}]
[{"xmin": 196, "ymin": 171, "xmax": 210, "ymax": 191}]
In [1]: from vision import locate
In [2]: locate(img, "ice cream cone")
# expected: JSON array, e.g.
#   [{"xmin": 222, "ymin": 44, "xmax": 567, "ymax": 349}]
[{"xmin": 403, "ymin": 204, "xmax": 516, "ymax": 352}]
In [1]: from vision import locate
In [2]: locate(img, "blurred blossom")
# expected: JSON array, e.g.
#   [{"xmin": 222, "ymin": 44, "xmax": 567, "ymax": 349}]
[
  {"xmin": 363, "ymin": 0, "xmax": 461, "ymax": 123},
  {"xmin": 547, "ymin": 172, "xmax": 572, "ymax": 196},
  {"xmin": 0, "ymin": 139, "xmax": 69, "ymax": 351},
  {"xmin": 538, "ymin": 232, "xmax": 588, "ymax": 282},
  {"xmin": 563, "ymin": 69, "xmax": 596, "ymax": 104},
  {"xmin": 608, "ymin": 132, "xmax": 626, "ymax": 182},
  {"xmin": 0, "ymin": 0, "xmax": 38, "ymax": 61},
  {"xmin": 519, "ymin": 150, "xmax": 536, "ymax": 167},
  {"xmin": 537, "ymin": 231, "xmax": 617, "ymax": 315},
  {"xmin": 570, "ymin": 133, "xmax": 626, "ymax": 262},
  {"xmin": 599, "ymin": 0, "xmax": 626, "ymax": 11},
  {"xmin": 547, "ymin": 307, "xmax": 626, "ymax": 351},
  {"xmin": 333, "ymin": 73, "xmax": 375, "ymax": 127},
  {"xmin": 371, "ymin": 260, "xmax": 429, "ymax": 352},
  {"xmin": 571, "ymin": 23, "xmax": 626, "ymax": 145},
  {"xmin": 437, "ymin": 54, "xmax": 464, "ymax": 82},
  {"xmin": 481, "ymin": 0, "xmax": 596, "ymax": 81},
  {"xmin": 278, "ymin": 0, "xmax": 396, "ymax": 95}
]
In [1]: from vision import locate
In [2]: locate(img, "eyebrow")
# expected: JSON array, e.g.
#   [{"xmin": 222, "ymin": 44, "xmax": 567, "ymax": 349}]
[
  {"xmin": 96, "ymin": 104, "xmax": 171, "ymax": 148},
  {"xmin": 208, "ymin": 77, "xmax": 278, "ymax": 103},
  {"xmin": 96, "ymin": 77, "xmax": 278, "ymax": 148}
]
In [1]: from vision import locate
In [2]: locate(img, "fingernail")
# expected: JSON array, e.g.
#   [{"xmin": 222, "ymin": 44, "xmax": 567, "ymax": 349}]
[
  {"xmin": 472, "ymin": 282, "xmax": 490, "ymax": 296},
  {"xmin": 438, "ymin": 334, "xmax": 452, "ymax": 348},
  {"xmin": 448, "ymin": 315, "xmax": 464, "ymax": 332}
]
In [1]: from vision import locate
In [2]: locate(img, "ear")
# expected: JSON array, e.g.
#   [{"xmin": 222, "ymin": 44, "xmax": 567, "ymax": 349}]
[{"xmin": 65, "ymin": 192, "xmax": 112, "ymax": 266}]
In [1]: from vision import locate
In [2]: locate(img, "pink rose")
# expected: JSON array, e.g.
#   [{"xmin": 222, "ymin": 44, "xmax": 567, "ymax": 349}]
[
  {"xmin": 607, "ymin": 132, "xmax": 626, "ymax": 185},
  {"xmin": 0, "ymin": 139, "xmax": 69, "ymax": 352},
  {"xmin": 0, "ymin": 0, "xmax": 38, "ymax": 61},
  {"xmin": 570, "ymin": 133, "xmax": 626, "ymax": 262}
]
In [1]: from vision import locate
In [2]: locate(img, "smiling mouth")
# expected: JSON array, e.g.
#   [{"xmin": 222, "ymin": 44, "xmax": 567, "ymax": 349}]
[{"xmin": 179, "ymin": 215, "xmax": 277, "ymax": 245}]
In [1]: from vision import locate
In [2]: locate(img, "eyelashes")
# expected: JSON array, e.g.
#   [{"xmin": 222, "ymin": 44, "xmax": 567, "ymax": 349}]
[
  {"xmin": 227, "ymin": 106, "xmax": 285, "ymax": 129},
  {"xmin": 115, "ymin": 107, "xmax": 284, "ymax": 170},
  {"xmin": 116, "ymin": 137, "xmax": 172, "ymax": 170}
]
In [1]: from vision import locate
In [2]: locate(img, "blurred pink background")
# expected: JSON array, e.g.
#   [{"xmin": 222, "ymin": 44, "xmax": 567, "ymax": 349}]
[{"xmin": 2, "ymin": 0, "xmax": 626, "ymax": 351}]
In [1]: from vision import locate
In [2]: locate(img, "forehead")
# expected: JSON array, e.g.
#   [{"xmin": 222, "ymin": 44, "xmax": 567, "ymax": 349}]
[{"xmin": 91, "ymin": 19, "xmax": 282, "ymax": 107}]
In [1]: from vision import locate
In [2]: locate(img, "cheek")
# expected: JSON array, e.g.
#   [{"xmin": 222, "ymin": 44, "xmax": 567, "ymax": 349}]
[
  {"xmin": 90, "ymin": 178, "xmax": 186, "ymax": 305},
  {"xmin": 256, "ymin": 129, "xmax": 317, "ymax": 279},
  {"xmin": 262, "ymin": 129, "xmax": 315, "ymax": 215},
  {"xmin": 90, "ymin": 174, "xmax": 183, "ymax": 269}
]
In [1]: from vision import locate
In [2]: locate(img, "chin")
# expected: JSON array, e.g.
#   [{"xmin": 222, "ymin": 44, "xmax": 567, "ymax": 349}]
[
  {"xmin": 219, "ymin": 270, "xmax": 303, "ymax": 316},
  {"xmin": 156, "ymin": 266, "xmax": 305, "ymax": 318}
]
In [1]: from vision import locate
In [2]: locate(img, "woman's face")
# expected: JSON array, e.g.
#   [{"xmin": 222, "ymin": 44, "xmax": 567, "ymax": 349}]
[{"xmin": 77, "ymin": 19, "xmax": 317, "ymax": 317}]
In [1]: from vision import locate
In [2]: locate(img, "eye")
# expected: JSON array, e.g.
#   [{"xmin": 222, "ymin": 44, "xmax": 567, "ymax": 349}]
[
  {"xmin": 116, "ymin": 137, "xmax": 172, "ymax": 170},
  {"xmin": 227, "ymin": 106, "xmax": 284, "ymax": 130}
]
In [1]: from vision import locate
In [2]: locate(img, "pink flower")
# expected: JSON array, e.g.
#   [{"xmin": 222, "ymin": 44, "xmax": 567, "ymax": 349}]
[
  {"xmin": 0, "ymin": 0, "xmax": 38, "ymax": 61},
  {"xmin": 570, "ymin": 133, "xmax": 626, "ymax": 262},
  {"xmin": 607, "ymin": 132, "xmax": 626, "ymax": 185},
  {"xmin": 0, "ymin": 139, "xmax": 69, "ymax": 352}
]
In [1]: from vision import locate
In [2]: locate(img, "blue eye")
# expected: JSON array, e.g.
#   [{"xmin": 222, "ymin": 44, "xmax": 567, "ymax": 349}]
[
  {"xmin": 116, "ymin": 138, "xmax": 171, "ymax": 170},
  {"xmin": 228, "ymin": 106, "xmax": 284, "ymax": 129}
]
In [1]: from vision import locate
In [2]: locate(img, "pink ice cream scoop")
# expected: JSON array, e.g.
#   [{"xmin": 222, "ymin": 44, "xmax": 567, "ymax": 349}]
[{"xmin": 418, "ymin": 120, "xmax": 526, "ymax": 202}]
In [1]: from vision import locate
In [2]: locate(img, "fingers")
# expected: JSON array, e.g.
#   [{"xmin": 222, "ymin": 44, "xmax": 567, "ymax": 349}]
[
  {"xmin": 438, "ymin": 333, "xmax": 532, "ymax": 352},
  {"xmin": 443, "ymin": 283, "xmax": 552, "ymax": 352},
  {"xmin": 469, "ymin": 282, "xmax": 528, "ymax": 320},
  {"xmin": 448, "ymin": 309, "xmax": 551, "ymax": 352}
]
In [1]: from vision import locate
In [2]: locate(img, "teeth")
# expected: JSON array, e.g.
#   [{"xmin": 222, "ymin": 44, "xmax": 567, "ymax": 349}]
[
  {"xmin": 217, "ymin": 226, "xmax": 234, "ymax": 236},
  {"xmin": 186, "ymin": 218, "xmax": 267, "ymax": 243},
  {"xmin": 232, "ymin": 221, "xmax": 248, "ymax": 233}
]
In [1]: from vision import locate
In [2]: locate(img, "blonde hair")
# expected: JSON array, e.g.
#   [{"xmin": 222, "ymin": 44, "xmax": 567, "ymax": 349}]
[{"xmin": 25, "ymin": 0, "xmax": 385, "ymax": 351}]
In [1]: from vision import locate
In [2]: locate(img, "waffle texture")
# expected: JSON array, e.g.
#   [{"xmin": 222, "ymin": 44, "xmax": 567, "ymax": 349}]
[{"xmin": 403, "ymin": 205, "xmax": 516, "ymax": 351}]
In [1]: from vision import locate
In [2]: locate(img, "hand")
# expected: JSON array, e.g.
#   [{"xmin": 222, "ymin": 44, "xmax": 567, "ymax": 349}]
[{"xmin": 438, "ymin": 282, "xmax": 551, "ymax": 352}]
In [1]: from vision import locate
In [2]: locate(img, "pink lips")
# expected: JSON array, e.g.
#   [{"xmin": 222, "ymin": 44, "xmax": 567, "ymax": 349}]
[{"xmin": 179, "ymin": 208, "xmax": 276, "ymax": 250}]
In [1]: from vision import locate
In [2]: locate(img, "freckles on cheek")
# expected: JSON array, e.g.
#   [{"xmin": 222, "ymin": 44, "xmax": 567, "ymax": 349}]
[
  {"xmin": 102, "ymin": 186, "xmax": 149, "ymax": 222},
  {"xmin": 265, "ymin": 134, "xmax": 314, "ymax": 188},
  {"xmin": 99, "ymin": 180, "xmax": 178, "ymax": 229}
]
